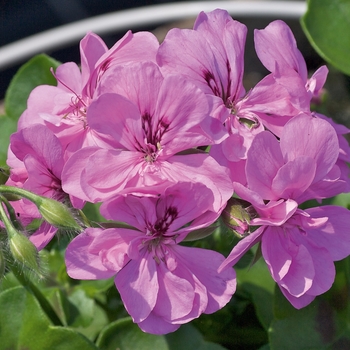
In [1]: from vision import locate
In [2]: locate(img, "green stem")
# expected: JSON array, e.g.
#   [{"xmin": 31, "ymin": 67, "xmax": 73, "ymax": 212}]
[
  {"xmin": 0, "ymin": 185, "xmax": 40, "ymax": 202},
  {"xmin": 11, "ymin": 264, "xmax": 64, "ymax": 327},
  {"xmin": 0, "ymin": 194, "xmax": 22, "ymax": 230}
]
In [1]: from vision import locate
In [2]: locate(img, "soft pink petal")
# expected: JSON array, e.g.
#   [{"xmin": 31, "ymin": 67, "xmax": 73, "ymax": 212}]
[
  {"xmin": 279, "ymin": 287, "xmax": 315, "ymax": 309},
  {"xmin": 300, "ymin": 244, "xmax": 335, "ymax": 296},
  {"xmin": 97, "ymin": 61, "xmax": 163, "ymax": 117},
  {"xmin": 101, "ymin": 195, "xmax": 157, "ymax": 231},
  {"xmin": 87, "ymin": 93, "xmax": 142, "ymax": 150},
  {"xmin": 246, "ymin": 131, "xmax": 284, "ymax": 200},
  {"xmin": 30, "ymin": 222, "xmax": 58, "ymax": 250},
  {"xmin": 158, "ymin": 28, "xmax": 225, "ymax": 96},
  {"xmin": 279, "ymin": 244, "xmax": 314, "ymax": 297},
  {"xmin": 10, "ymin": 125, "xmax": 64, "ymax": 178},
  {"xmin": 80, "ymin": 149, "xmax": 144, "ymax": 201},
  {"xmin": 65, "ymin": 228, "xmax": 117, "ymax": 280},
  {"xmin": 306, "ymin": 65, "xmax": 328, "ymax": 97},
  {"xmin": 79, "ymin": 32, "xmax": 107, "ymax": 89},
  {"xmin": 251, "ymin": 199, "xmax": 298, "ymax": 227},
  {"xmin": 262, "ymin": 226, "xmax": 293, "ymax": 282},
  {"xmin": 281, "ymin": 114, "xmax": 339, "ymax": 183},
  {"xmin": 138, "ymin": 312, "xmax": 180, "ymax": 335},
  {"xmin": 173, "ymin": 245, "xmax": 236, "ymax": 314},
  {"xmin": 305, "ymin": 206, "xmax": 350, "ymax": 261},
  {"xmin": 152, "ymin": 262, "xmax": 195, "ymax": 321},
  {"xmin": 55, "ymin": 62, "xmax": 82, "ymax": 94},
  {"xmin": 219, "ymin": 226, "xmax": 264, "ymax": 272},
  {"xmin": 194, "ymin": 9, "xmax": 247, "ymax": 101},
  {"xmin": 62, "ymin": 147, "xmax": 100, "ymax": 201},
  {"xmin": 115, "ymin": 251, "xmax": 159, "ymax": 323},
  {"xmin": 254, "ymin": 20, "xmax": 307, "ymax": 81},
  {"xmin": 164, "ymin": 154, "xmax": 233, "ymax": 212},
  {"xmin": 238, "ymin": 73, "xmax": 302, "ymax": 117},
  {"xmin": 271, "ymin": 156, "xmax": 316, "ymax": 199}
]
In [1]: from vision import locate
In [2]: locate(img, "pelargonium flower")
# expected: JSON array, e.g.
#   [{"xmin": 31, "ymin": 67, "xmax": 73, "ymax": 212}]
[
  {"xmin": 7, "ymin": 124, "xmax": 83, "ymax": 249},
  {"xmin": 219, "ymin": 113, "xmax": 350, "ymax": 308},
  {"xmin": 65, "ymin": 182, "xmax": 236, "ymax": 334},
  {"xmin": 18, "ymin": 31, "xmax": 159, "ymax": 158},
  {"xmin": 157, "ymin": 9, "xmax": 309, "ymax": 184},
  {"xmin": 219, "ymin": 204, "xmax": 350, "ymax": 309},
  {"xmin": 244, "ymin": 113, "xmax": 346, "ymax": 203},
  {"xmin": 62, "ymin": 61, "xmax": 233, "ymax": 212},
  {"xmin": 254, "ymin": 19, "xmax": 328, "ymax": 103}
]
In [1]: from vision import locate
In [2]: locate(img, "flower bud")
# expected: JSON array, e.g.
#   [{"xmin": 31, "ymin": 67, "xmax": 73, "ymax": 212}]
[
  {"xmin": 0, "ymin": 186, "xmax": 82, "ymax": 231},
  {"xmin": 221, "ymin": 198, "xmax": 257, "ymax": 236},
  {"xmin": 8, "ymin": 228, "xmax": 40, "ymax": 273},
  {"xmin": 35, "ymin": 197, "xmax": 82, "ymax": 232}
]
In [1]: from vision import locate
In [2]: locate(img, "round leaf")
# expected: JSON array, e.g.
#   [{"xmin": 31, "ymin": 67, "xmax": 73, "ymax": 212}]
[
  {"xmin": 0, "ymin": 286, "xmax": 97, "ymax": 349},
  {"xmin": 4, "ymin": 54, "xmax": 60, "ymax": 120},
  {"xmin": 301, "ymin": 0, "xmax": 350, "ymax": 75}
]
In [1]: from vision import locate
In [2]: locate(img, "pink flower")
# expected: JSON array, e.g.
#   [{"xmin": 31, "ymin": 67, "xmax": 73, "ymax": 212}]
[
  {"xmin": 254, "ymin": 20, "xmax": 328, "ymax": 102},
  {"xmin": 65, "ymin": 182, "xmax": 236, "ymax": 334},
  {"xmin": 244, "ymin": 113, "xmax": 344, "ymax": 203},
  {"xmin": 18, "ymin": 31, "xmax": 159, "ymax": 158},
  {"xmin": 7, "ymin": 124, "xmax": 83, "ymax": 249},
  {"xmin": 219, "ymin": 113, "xmax": 350, "ymax": 308},
  {"xmin": 157, "ymin": 9, "xmax": 308, "ymax": 184},
  {"xmin": 219, "ymin": 206, "xmax": 350, "ymax": 309},
  {"xmin": 62, "ymin": 62, "xmax": 233, "ymax": 212}
]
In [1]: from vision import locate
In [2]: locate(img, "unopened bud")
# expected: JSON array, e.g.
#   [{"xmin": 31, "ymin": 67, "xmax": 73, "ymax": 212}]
[
  {"xmin": 9, "ymin": 229, "xmax": 40, "ymax": 273},
  {"xmin": 0, "ymin": 186, "xmax": 82, "ymax": 231},
  {"xmin": 221, "ymin": 198, "xmax": 257, "ymax": 236},
  {"xmin": 36, "ymin": 197, "xmax": 82, "ymax": 232}
]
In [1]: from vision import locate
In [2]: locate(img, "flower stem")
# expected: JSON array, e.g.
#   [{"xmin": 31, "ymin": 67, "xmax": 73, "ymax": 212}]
[{"xmin": 11, "ymin": 263, "xmax": 64, "ymax": 327}]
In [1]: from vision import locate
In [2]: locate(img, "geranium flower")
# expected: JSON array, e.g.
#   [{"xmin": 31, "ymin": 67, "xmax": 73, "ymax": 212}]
[
  {"xmin": 18, "ymin": 31, "xmax": 159, "ymax": 158},
  {"xmin": 65, "ymin": 182, "xmax": 236, "ymax": 334},
  {"xmin": 7, "ymin": 124, "xmax": 83, "ymax": 249},
  {"xmin": 219, "ymin": 113, "xmax": 350, "ymax": 308},
  {"xmin": 62, "ymin": 61, "xmax": 233, "ymax": 212},
  {"xmin": 157, "ymin": 9, "xmax": 309, "ymax": 184},
  {"xmin": 254, "ymin": 19, "xmax": 328, "ymax": 102}
]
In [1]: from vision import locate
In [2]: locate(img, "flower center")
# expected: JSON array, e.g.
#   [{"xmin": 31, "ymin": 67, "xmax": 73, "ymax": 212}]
[
  {"xmin": 143, "ymin": 206, "xmax": 178, "ymax": 263},
  {"xmin": 138, "ymin": 112, "xmax": 169, "ymax": 163}
]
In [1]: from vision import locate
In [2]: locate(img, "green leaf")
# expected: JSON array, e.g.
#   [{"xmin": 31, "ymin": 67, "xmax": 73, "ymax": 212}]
[
  {"xmin": 79, "ymin": 277, "xmax": 115, "ymax": 298},
  {"xmin": 236, "ymin": 253, "xmax": 275, "ymax": 294},
  {"xmin": 269, "ymin": 279, "xmax": 350, "ymax": 350},
  {"xmin": 0, "ymin": 286, "xmax": 97, "ymax": 350},
  {"xmin": 96, "ymin": 318, "xmax": 226, "ymax": 350},
  {"xmin": 301, "ymin": 0, "xmax": 350, "ymax": 75},
  {"xmin": 0, "ymin": 115, "xmax": 17, "ymax": 167},
  {"xmin": 67, "ymin": 289, "xmax": 95, "ymax": 327},
  {"xmin": 241, "ymin": 283, "xmax": 273, "ymax": 331},
  {"xmin": 183, "ymin": 225, "xmax": 218, "ymax": 242},
  {"xmin": 4, "ymin": 54, "xmax": 60, "ymax": 120},
  {"xmin": 96, "ymin": 317, "xmax": 169, "ymax": 350},
  {"xmin": 166, "ymin": 324, "xmax": 227, "ymax": 350}
]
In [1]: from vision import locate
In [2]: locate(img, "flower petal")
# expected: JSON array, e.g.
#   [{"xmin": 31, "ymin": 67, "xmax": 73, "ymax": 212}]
[{"xmin": 115, "ymin": 250, "xmax": 159, "ymax": 323}]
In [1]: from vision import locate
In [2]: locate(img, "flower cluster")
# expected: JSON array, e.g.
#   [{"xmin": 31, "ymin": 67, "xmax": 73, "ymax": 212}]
[{"xmin": 2, "ymin": 8, "xmax": 350, "ymax": 334}]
